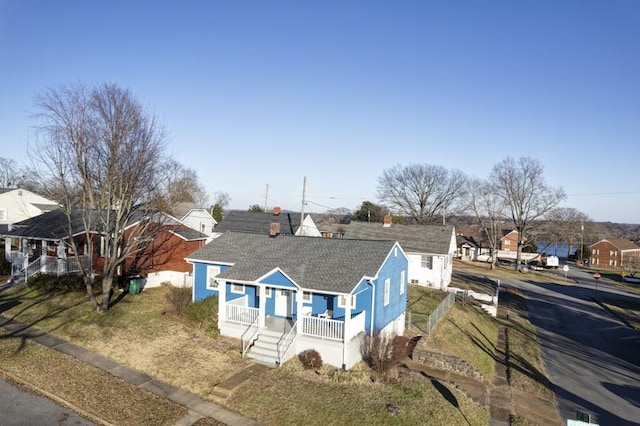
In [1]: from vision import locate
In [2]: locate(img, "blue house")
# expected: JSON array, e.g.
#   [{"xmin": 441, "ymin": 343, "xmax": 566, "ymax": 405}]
[{"xmin": 185, "ymin": 232, "xmax": 408, "ymax": 370}]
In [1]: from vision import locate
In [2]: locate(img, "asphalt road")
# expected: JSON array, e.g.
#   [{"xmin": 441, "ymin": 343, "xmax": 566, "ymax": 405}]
[
  {"xmin": 503, "ymin": 267, "xmax": 640, "ymax": 425},
  {"xmin": 0, "ymin": 376, "xmax": 96, "ymax": 425}
]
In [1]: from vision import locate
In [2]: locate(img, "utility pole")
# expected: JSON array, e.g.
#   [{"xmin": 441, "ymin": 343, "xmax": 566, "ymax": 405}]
[
  {"xmin": 264, "ymin": 184, "xmax": 269, "ymax": 212},
  {"xmin": 581, "ymin": 220, "xmax": 584, "ymax": 264},
  {"xmin": 300, "ymin": 177, "xmax": 307, "ymax": 236}
]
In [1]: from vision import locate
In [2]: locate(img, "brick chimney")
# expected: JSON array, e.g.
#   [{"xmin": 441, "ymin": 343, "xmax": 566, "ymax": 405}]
[
  {"xmin": 383, "ymin": 214, "xmax": 392, "ymax": 227},
  {"xmin": 269, "ymin": 222, "xmax": 281, "ymax": 237}
]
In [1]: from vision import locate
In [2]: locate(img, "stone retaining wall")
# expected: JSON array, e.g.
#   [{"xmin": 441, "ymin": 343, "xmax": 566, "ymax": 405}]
[{"xmin": 412, "ymin": 348, "xmax": 488, "ymax": 383}]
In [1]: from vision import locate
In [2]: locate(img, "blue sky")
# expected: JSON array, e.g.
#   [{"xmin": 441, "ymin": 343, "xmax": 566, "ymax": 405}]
[{"xmin": 1, "ymin": 1, "xmax": 639, "ymax": 223}]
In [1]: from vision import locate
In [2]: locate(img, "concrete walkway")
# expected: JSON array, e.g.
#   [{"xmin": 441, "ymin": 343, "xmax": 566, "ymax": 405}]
[{"xmin": 0, "ymin": 314, "xmax": 262, "ymax": 426}]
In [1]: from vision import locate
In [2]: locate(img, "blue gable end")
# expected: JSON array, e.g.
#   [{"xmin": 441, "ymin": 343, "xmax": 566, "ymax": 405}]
[
  {"xmin": 260, "ymin": 269, "xmax": 297, "ymax": 289},
  {"xmin": 371, "ymin": 244, "xmax": 408, "ymax": 332},
  {"xmin": 192, "ymin": 261, "xmax": 230, "ymax": 301}
]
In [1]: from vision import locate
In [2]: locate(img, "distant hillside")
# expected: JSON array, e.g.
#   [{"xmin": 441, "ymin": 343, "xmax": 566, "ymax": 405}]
[{"xmin": 448, "ymin": 215, "xmax": 640, "ymax": 244}]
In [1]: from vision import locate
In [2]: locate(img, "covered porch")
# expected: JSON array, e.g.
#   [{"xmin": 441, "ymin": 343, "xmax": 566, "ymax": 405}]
[{"xmin": 221, "ymin": 291, "xmax": 367, "ymax": 342}]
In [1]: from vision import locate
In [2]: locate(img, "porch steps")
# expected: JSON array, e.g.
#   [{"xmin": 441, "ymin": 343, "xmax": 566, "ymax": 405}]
[{"xmin": 247, "ymin": 329, "xmax": 282, "ymax": 366}]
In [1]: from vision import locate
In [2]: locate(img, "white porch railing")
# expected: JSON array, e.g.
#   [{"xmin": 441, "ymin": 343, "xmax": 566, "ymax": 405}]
[
  {"xmin": 242, "ymin": 315, "xmax": 261, "ymax": 358},
  {"xmin": 277, "ymin": 321, "xmax": 297, "ymax": 364},
  {"xmin": 12, "ymin": 255, "xmax": 91, "ymax": 282},
  {"xmin": 225, "ymin": 302, "xmax": 259, "ymax": 325},
  {"xmin": 301, "ymin": 316, "xmax": 344, "ymax": 341}
]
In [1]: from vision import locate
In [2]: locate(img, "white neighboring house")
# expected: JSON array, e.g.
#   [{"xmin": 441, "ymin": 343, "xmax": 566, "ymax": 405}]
[
  {"xmin": 344, "ymin": 220, "xmax": 456, "ymax": 290},
  {"xmin": 0, "ymin": 188, "xmax": 59, "ymax": 234},
  {"xmin": 294, "ymin": 214, "xmax": 322, "ymax": 237},
  {"xmin": 169, "ymin": 202, "xmax": 218, "ymax": 239}
]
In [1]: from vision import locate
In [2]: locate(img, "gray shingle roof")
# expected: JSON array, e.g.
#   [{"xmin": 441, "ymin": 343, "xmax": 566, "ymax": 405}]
[
  {"xmin": 169, "ymin": 202, "xmax": 200, "ymax": 219},
  {"xmin": 171, "ymin": 227, "xmax": 208, "ymax": 241},
  {"xmin": 0, "ymin": 208, "xmax": 93, "ymax": 240},
  {"xmin": 343, "ymin": 222, "xmax": 454, "ymax": 254},
  {"xmin": 186, "ymin": 232, "xmax": 398, "ymax": 293},
  {"xmin": 215, "ymin": 210, "xmax": 301, "ymax": 235}
]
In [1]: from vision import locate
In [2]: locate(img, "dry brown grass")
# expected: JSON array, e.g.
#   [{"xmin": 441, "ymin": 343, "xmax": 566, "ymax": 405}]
[
  {"xmin": 0, "ymin": 283, "xmax": 492, "ymax": 425},
  {"xmin": 0, "ymin": 330, "xmax": 187, "ymax": 425},
  {"xmin": 229, "ymin": 360, "xmax": 489, "ymax": 426},
  {"xmin": 1, "ymin": 285, "xmax": 251, "ymax": 400}
]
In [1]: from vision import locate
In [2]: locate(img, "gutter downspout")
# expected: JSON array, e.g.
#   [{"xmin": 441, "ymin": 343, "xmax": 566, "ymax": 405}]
[{"xmin": 367, "ymin": 279, "xmax": 375, "ymax": 337}]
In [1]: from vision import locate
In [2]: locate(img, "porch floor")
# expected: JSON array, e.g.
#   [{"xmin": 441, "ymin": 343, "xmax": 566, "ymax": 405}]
[{"xmin": 264, "ymin": 316, "xmax": 294, "ymax": 334}]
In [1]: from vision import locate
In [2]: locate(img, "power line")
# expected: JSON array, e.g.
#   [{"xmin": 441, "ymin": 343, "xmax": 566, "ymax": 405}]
[{"xmin": 568, "ymin": 190, "xmax": 640, "ymax": 197}]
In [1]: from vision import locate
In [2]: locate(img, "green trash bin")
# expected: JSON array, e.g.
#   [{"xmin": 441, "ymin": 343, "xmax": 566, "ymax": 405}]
[{"xmin": 129, "ymin": 278, "xmax": 142, "ymax": 295}]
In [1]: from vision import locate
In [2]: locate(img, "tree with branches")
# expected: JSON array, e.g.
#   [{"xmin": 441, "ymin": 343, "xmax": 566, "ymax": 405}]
[
  {"xmin": 352, "ymin": 201, "xmax": 387, "ymax": 223},
  {"xmin": 540, "ymin": 207, "xmax": 590, "ymax": 259},
  {"xmin": 210, "ymin": 191, "xmax": 231, "ymax": 223},
  {"xmin": 0, "ymin": 157, "xmax": 27, "ymax": 188},
  {"xmin": 377, "ymin": 163, "xmax": 467, "ymax": 224},
  {"xmin": 489, "ymin": 157, "xmax": 566, "ymax": 270},
  {"xmin": 32, "ymin": 82, "xmax": 168, "ymax": 312},
  {"xmin": 465, "ymin": 178, "xmax": 507, "ymax": 270}
]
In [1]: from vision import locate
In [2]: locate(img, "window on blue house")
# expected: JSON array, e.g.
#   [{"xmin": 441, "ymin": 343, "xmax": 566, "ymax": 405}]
[
  {"xmin": 231, "ymin": 283, "xmax": 244, "ymax": 294},
  {"xmin": 207, "ymin": 266, "xmax": 221, "ymax": 290},
  {"xmin": 400, "ymin": 271, "xmax": 405, "ymax": 295},
  {"xmin": 338, "ymin": 294, "xmax": 355, "ymax": 309},
  {"xmin": 265, "ymin": 287, "xmax": 272, "ymax": 297},
  {"xmin": 383, "ymin": 278, "xmax": 390, "ymax": 306},
  {"xmin": 303, "ymin": 291, "xmax": 312, "ymax": 302}
]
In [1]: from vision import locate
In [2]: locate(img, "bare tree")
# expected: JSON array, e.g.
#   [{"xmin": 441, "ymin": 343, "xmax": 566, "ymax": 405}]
[
  {"xmin": 377, "ymin": 163, "xmax": 467, "ymax": 224},
  {"xmin": 541, "ymin": 207, "xmax": 590, "ymax": 259},
  {"xmin": 489, "ymin": 157, "xmax": 566, "ymax": 270},
  {"xmin": 465, "ymin": 178, "xmax": 507, "ymax": 270},
  {"xmin": 150, "ymin": 159, "xmax": 208, "ymax": 210},
  {"xmin": 32, "ymin": 82, "xmax": 167, "ymax": 312},
  {"xmin": 0, "ymin": 157, "xmax": 27, "ymax": 188},
  {"xmin": 210, "ymin": 191, "xmax": 231, "ymax": 223}
]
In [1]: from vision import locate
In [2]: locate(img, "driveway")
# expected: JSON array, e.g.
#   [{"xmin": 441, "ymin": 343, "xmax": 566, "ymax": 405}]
[{"xmin": 503, "ymin": 271, "xmax": 640, "ymax": 425}]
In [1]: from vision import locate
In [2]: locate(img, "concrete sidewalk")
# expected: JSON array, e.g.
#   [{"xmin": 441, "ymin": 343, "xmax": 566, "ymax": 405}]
[{"xmin": 0, "ymin": 314, "xmax": 262, "ymax": 426}]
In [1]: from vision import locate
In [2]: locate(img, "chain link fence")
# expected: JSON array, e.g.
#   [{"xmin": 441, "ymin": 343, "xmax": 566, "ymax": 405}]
[{"xmin": 406, "ymin": 292, "xmax": 455, "ymax": 335}]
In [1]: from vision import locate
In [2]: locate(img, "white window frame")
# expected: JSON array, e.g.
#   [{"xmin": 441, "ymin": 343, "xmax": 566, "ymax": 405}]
[
  {"xmin": 421, "ymin": 255, "xmax": 433, "ymax": 269},
  {"xmin": 337, "ymin": 294, "xmax": 356, "ymax": 309},
  {"xmin": 231, "ymin": 283, "xmax": 245, "ymax": 294},
  {"xmin": 0, "ymin": 209, "xmax": 7, "ymax": 221},
  {"xmin": 383, "ymin": 278, "xmax": 390, "ymax": 306},
  {"xmin": 207, "ymin": 265, "xmax": 221, "ymax": 290},
  {"xmin": 302, "ymin": 291, "xmax": 312, "ymax": 302},
  {"xmin": 400, "ymin": 271, "xmax": 405, "ymax": 295},
  {"xmin": 265, "ymin": 287, "xmax": 272, "ymax": 297}
]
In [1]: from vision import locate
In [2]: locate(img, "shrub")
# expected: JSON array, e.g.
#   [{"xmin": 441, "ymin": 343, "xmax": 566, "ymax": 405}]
[
  {"xmin": 26, "ymin": 273, "xmax": 86, "ymax": 293},
  {"xmin": 299, "ymin": 349, "xmax": 323, "ymax": 370},
  {"xmin": 166, "ymin": 287, "xmax": 192, "ymax": 316},
  {"xmin": 184, "ymin": 295, "xmax": 219, "ymax": 338},
  {"xmin": 361, "ymin": 332, "xmax": 403, "ymax": 375}
]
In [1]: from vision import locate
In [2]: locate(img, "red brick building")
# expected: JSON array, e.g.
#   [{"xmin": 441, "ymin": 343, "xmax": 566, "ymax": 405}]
[{"xmin": 589, "ymin": 239, "xmax": 640, "ymax": 269}]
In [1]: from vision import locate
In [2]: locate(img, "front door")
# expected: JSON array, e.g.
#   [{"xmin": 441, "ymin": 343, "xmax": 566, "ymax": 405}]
[{"xmin": 274, "ymin": 289, "xmax": 292, "ymax": 317}]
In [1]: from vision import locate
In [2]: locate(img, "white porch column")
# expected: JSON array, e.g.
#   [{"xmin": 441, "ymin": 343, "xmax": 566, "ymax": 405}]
[
  {"xmin": 4, "ymin": 238, "xmax": 10, "ymax": 262},
  {"xmin": 296, "ymin": 289, "xmax": 304, "ymax": 321},
  {"xmin": 258, "ymin": 285, "xmax": 266, "ymax": 327},
  {"xmin": 22, "ymin": 239, "xmax": 28, "ymax": 272},
  {"xmin": 41, "ymin": 240, "xmax": 47, "ymax": 273},
  {"xmin": 342, "ymin": 300, "xmax": 352, "ymax": 370},
  {"xmin": 218, "ymin": 279, "xmax": 227, "ymax": 322}
]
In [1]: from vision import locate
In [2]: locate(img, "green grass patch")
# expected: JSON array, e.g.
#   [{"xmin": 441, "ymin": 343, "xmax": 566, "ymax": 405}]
[
  {"xmin": 423, "ymin": 302, "xmax": 499, "ymax": 380},
  {"xmin": 407, "ymin": 284, "xmax": 447, "ymax": 314}
]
